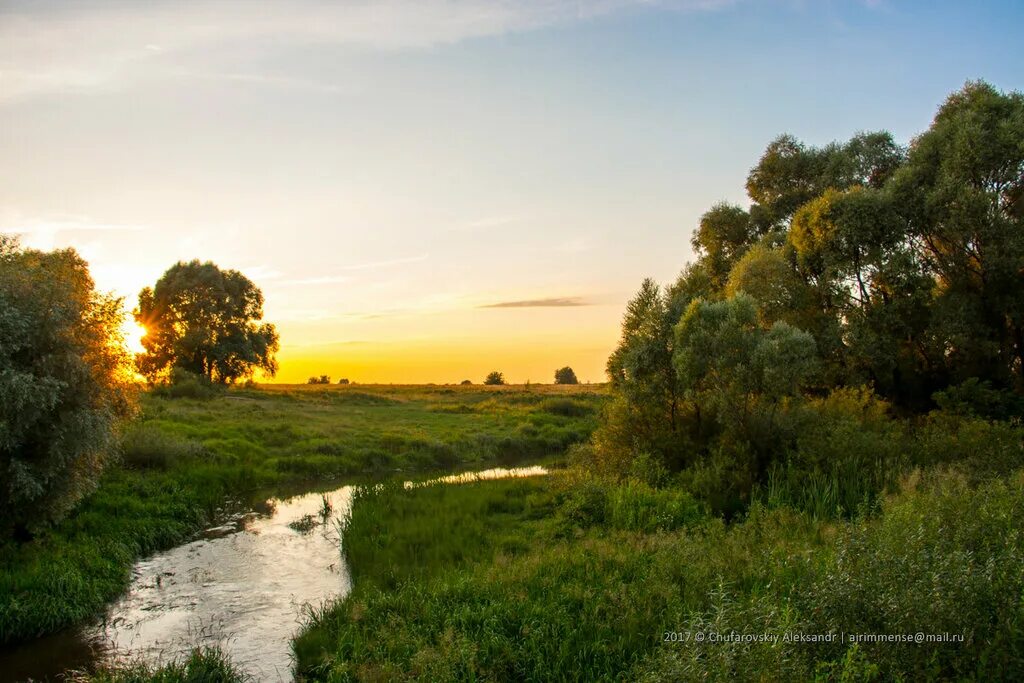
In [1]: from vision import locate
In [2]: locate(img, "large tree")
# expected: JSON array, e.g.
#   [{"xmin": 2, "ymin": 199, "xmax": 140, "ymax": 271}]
[
  {"xmin": 892, "ymin": 81, "xmax": 1024, "ymax": 389},
  {"xmin": 0, "ymin": 236, "xmax": 135, "ymax": 537},
  {"xmin": 135, "ymin": 260, "xmax": 279, "ymax": 384}
]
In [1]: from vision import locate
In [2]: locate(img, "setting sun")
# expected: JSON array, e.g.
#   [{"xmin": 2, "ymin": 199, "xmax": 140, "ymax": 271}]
[{"xmin": 122, "ymin": 320, "xmax": 147, "ymax": 355}]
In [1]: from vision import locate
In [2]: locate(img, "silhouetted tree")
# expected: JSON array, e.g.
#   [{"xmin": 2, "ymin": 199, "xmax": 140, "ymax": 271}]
[
  {"xmin": 308, "ymin": 375, "xmax": 330, "ymax": 385},
  {"xmin": 554, "ymin": 366, "xmax": 579, "ymax": 384},
  {"xmin": 0, "ymin": 237, "xmax": 135, "ymax": 538},
  {"xmin": 484, "ymin": 371, "xmax": 505, "ymax": 385},
  {"xmin": 460, "ymin": 379, "xmax": 472, "ymax": 385},
  {"xmin": 135, "ymin": 260, "xmax": 279, "ymax": 384}
]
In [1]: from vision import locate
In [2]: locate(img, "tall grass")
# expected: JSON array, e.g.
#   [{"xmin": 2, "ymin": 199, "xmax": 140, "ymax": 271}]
[
  {"xmin": 297, "ymin": 467, "xmax": 1024, "ymax": 681},
  {"xmin": 69, "ymin": 647, "xmax": 246, "ymax": 682}
]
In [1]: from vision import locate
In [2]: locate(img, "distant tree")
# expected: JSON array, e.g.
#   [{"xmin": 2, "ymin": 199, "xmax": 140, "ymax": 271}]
[
  {"xmin": 460, "ymin": 379, "xmax": 472, "ymax": 385},
  {"xmin": 0, "ymin": 237, "xmax": 136, "ymax": 538},
  {"xmin": 135, "ymin": 260, "xmax": 279, "ymax": 384},
  {"xmin": 338, "ymin": 378, "xmax": 350, "ymax": 385},
  {"xmin": 554, "ymin": 366, "xmax": 579, "ymax": 384},
  {"xmin": 484, "ymin": 371, "xmax": 505, "ymax": 386},
  {"xmin": 308, "ymin": 375, "xmax": 330, "ymax": 385}
]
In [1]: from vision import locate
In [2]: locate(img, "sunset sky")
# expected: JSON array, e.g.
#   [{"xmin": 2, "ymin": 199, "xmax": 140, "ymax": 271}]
[{"xmin": 3, "ymin": 1, "xmax": 1022, "ymax": 383}]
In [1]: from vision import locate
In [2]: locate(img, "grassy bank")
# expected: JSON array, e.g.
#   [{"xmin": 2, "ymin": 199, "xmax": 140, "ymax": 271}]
[
  {"xmin": 0, "ymin": 383, "xmax": 606, "ymax": 644},
  {"xmin": 296, "ymin": 463, "xmax": 1024, "ymax": 681}
]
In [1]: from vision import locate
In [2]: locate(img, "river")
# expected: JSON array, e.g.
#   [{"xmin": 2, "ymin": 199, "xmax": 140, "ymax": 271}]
[{"xmin": 0, "ymin": 466, "xmax": 547, "ymax": 682}]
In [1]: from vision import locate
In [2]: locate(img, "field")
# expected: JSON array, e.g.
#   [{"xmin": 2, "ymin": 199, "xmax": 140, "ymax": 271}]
[{"xmin": 0, "ymin": 383, "xmax": 607, "ymax": 645}]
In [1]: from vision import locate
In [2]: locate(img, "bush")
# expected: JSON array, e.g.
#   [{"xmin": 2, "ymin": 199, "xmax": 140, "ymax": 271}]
[
  {"xmin": 538, "ymin": 398, "xmax": 594, "ymax": 418},
  {"xmin": 307, "ymin": 375, "xmax": 330, "ymax": 385},
  {"xmin": 337, "ymin": 378, "xmax": 349, "ymax": 385},
  {"xmin": 0, "ymin": 238, "xmax": 136, "ymax": 537},
  {"xmin": 484, "ymin": 371, "xmax": 506, "ymax": 386},
  {"xmin": 151, "ymin": 368, "xmax": 220, "ymax": 399},
  {"xmin": 120, "ymin": 426, "xmax": 209, "ymax": 470},
  {"xmin": 460, "ymin": 379, "xmax": 473, "ymax": 385},
  {"xmin": 801, "ymin": 471, "xmax": 1024, "ymax": 680}
]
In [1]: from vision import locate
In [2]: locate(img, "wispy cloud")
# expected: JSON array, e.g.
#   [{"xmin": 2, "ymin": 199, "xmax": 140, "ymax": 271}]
[
  {"xmin": 451, "ymin": 215, "xmax": 521, "ymax": 232},
  {"xmin": 338, "ymin": 253, "xmax": 429, "ymax": 271},
  {"xmin": 0, "ymin": 1, "xmax": 739, "ymax": 103},
  {"xmin": 279, "ymin": 275, "xmax": 353, "ymax": 286},
  {"xmin": 480, "ymin": 296, "xmax": 590, "ymax": 308}
]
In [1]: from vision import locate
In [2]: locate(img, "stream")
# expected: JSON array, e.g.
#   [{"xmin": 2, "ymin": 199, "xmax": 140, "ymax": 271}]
[{"xmin": 0, "ymin": 465, "xmax": 547, "ymax": 682}]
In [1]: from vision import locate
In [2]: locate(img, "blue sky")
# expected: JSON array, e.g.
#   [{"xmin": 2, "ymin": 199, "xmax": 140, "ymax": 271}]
[{"xmin": 1, "ymin": 0, "xmax": 1022, "ymax": 382}]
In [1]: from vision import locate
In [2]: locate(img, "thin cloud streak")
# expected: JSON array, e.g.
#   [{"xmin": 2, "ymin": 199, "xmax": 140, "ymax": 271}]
[{"xmin": 480, "ymin": 297, "xmax": 590, "ymax": 308}]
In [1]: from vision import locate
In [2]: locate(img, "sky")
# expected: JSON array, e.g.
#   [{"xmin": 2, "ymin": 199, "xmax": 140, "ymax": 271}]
[{"xmin": 2, "ymin": 1, "xmax": 1023, "ymax": 384}]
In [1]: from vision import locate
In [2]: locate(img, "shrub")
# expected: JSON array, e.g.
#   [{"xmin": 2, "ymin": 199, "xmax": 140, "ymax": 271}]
[
  {"xmin": 0, "ymin": 238, "xmax": 136, "ymax": 537},
  {"xmin": 337, "ymin": 378, "xmax": 349, "ymax": 385},
  {"xmin": 120, "ymin": 426, "xmax": 209, "ymax": 470},
  {"xmin": 538, "ymin": 398, "xmax": 593, "ymax": 417},
  {"xmin": 151, "ymin": 368, "xmax": 220, "ymax": 399},
  {"xmin": 307, "ymin": 375, "xmax": 330, "ymax": 385},
  {"xmin": 460, "ymin": 379, "xmax": 473, "ymax": 385},
  {"xmin": 801, "ymin": 471, "xmax": 1024, "ymax": 680},
  {"xmin": 484, "ymin": 371, "xmax": 506, "ymax": 386}
]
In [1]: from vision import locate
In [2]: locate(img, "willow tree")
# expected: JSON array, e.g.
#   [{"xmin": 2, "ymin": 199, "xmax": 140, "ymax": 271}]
[{"xmin": 135, "ymin": 260, "xmax": 279, "ymax": 384}]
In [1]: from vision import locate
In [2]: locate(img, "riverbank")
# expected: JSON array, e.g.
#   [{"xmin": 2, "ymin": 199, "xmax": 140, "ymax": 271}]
[{"xmin": 0, "ymin": 384, "xmax": 606, "ymax": 650}]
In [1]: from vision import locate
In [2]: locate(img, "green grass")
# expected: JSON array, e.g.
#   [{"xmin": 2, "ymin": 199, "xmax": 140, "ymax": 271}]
[
  {"xmin": 0, "ymin": 383, "xmax": 607, "ymax": 645},
  {"xmin": 69, "ymin": 647, "xmax": 246, "ymax": 682},
  {"xmin": 296, "ymin": 467, "xmax": 1024, "ymax": 682}
]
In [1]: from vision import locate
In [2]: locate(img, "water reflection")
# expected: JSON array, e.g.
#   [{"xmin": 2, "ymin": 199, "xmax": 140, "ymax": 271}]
[{"xmin": 94, "ymin": 487, "xmax": 355, "ymax": 682}]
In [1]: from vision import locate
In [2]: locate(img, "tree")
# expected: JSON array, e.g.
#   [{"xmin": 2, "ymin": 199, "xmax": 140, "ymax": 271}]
[
  {"xmin": 0, "ymin": 237, "xmax": 135, "ymax": 537},
  {"xmin": 891, "ymin": 81, "xmax": 1024, "ymax": 389},
  {"xmin": 308, "ymin": 375, "xmax": 330, "ymax": 385},
  {"xmin": 554, "ymin": 366, "xmax": 579, "ymax": 384},
  {"xmin": 135, "ymin": 261, "xmax": 279, "ymax": 384},
  {"xmin": 484, "ymin": 371, "xmax": 505, "ymax": 385},
  {"xmin": 460, "ymin": 379, "xmax": 472, "ymax": 385},
  {"xmin": 674, "ymin": 294, "xmax": 817, "ymax": 477}
]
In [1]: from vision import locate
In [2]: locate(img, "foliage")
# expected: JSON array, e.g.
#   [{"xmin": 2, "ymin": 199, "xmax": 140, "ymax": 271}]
[
  {"xmin": 135, "ymin": 260, "xmax": 279, "ymax": 384},
  {"xmin": 0, "ymin": 237, "xmax": 136, "ymax": 538},
  {"xmin": 307, "ymin": 375, "xmax": 330, "ymax": 385},
  {"xmin": 554, "ymin": 366, "xmax": 579, "ymax": 385},
  {"xmin": 593, "ymin": 81, "xmax": 1024, "ymax": 516},
  {"xmin": 483, "ymin": 371, "xmax": 506, "ymax": 385}
]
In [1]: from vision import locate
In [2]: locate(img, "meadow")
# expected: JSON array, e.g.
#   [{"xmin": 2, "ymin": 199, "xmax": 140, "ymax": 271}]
[
  {"xmin": 295, "ymin": 455, "xmax": 1024, "ymax": 682},
  {"xmin": 0, "ymin": 383, "xmax": 607, "ymax": 646}
]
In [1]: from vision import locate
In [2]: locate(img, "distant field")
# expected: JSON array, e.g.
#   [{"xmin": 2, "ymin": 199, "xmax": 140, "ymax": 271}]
[{"xmin": 0, "ymin": 383, "xmax": 607, "ymax": 645}]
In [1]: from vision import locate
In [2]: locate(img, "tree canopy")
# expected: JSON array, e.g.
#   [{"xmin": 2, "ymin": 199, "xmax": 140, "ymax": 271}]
[
  {"xmin": 135, "ymin": 261, "xmax": 279, "ymax": 384},
  {"xmin": 0, "ymin": 237, "xmax": 135, "ymax": 537},
  {"xmin": 554, "ymin": 367, "xmax": 579, "ymax": 384},
  {"xmin": 484, "ymin": 371, "xmax": 506, "ymax": 386},
  {"xmin": 592, "ymin": 80, "xmax": 1024, "ymax": 499}
]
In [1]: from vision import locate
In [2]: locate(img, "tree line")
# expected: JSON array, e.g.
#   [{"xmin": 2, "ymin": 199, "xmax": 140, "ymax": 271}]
[{"xmin": 593, "ymin": 81, "xmax": 1024, "ymax": 513}]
